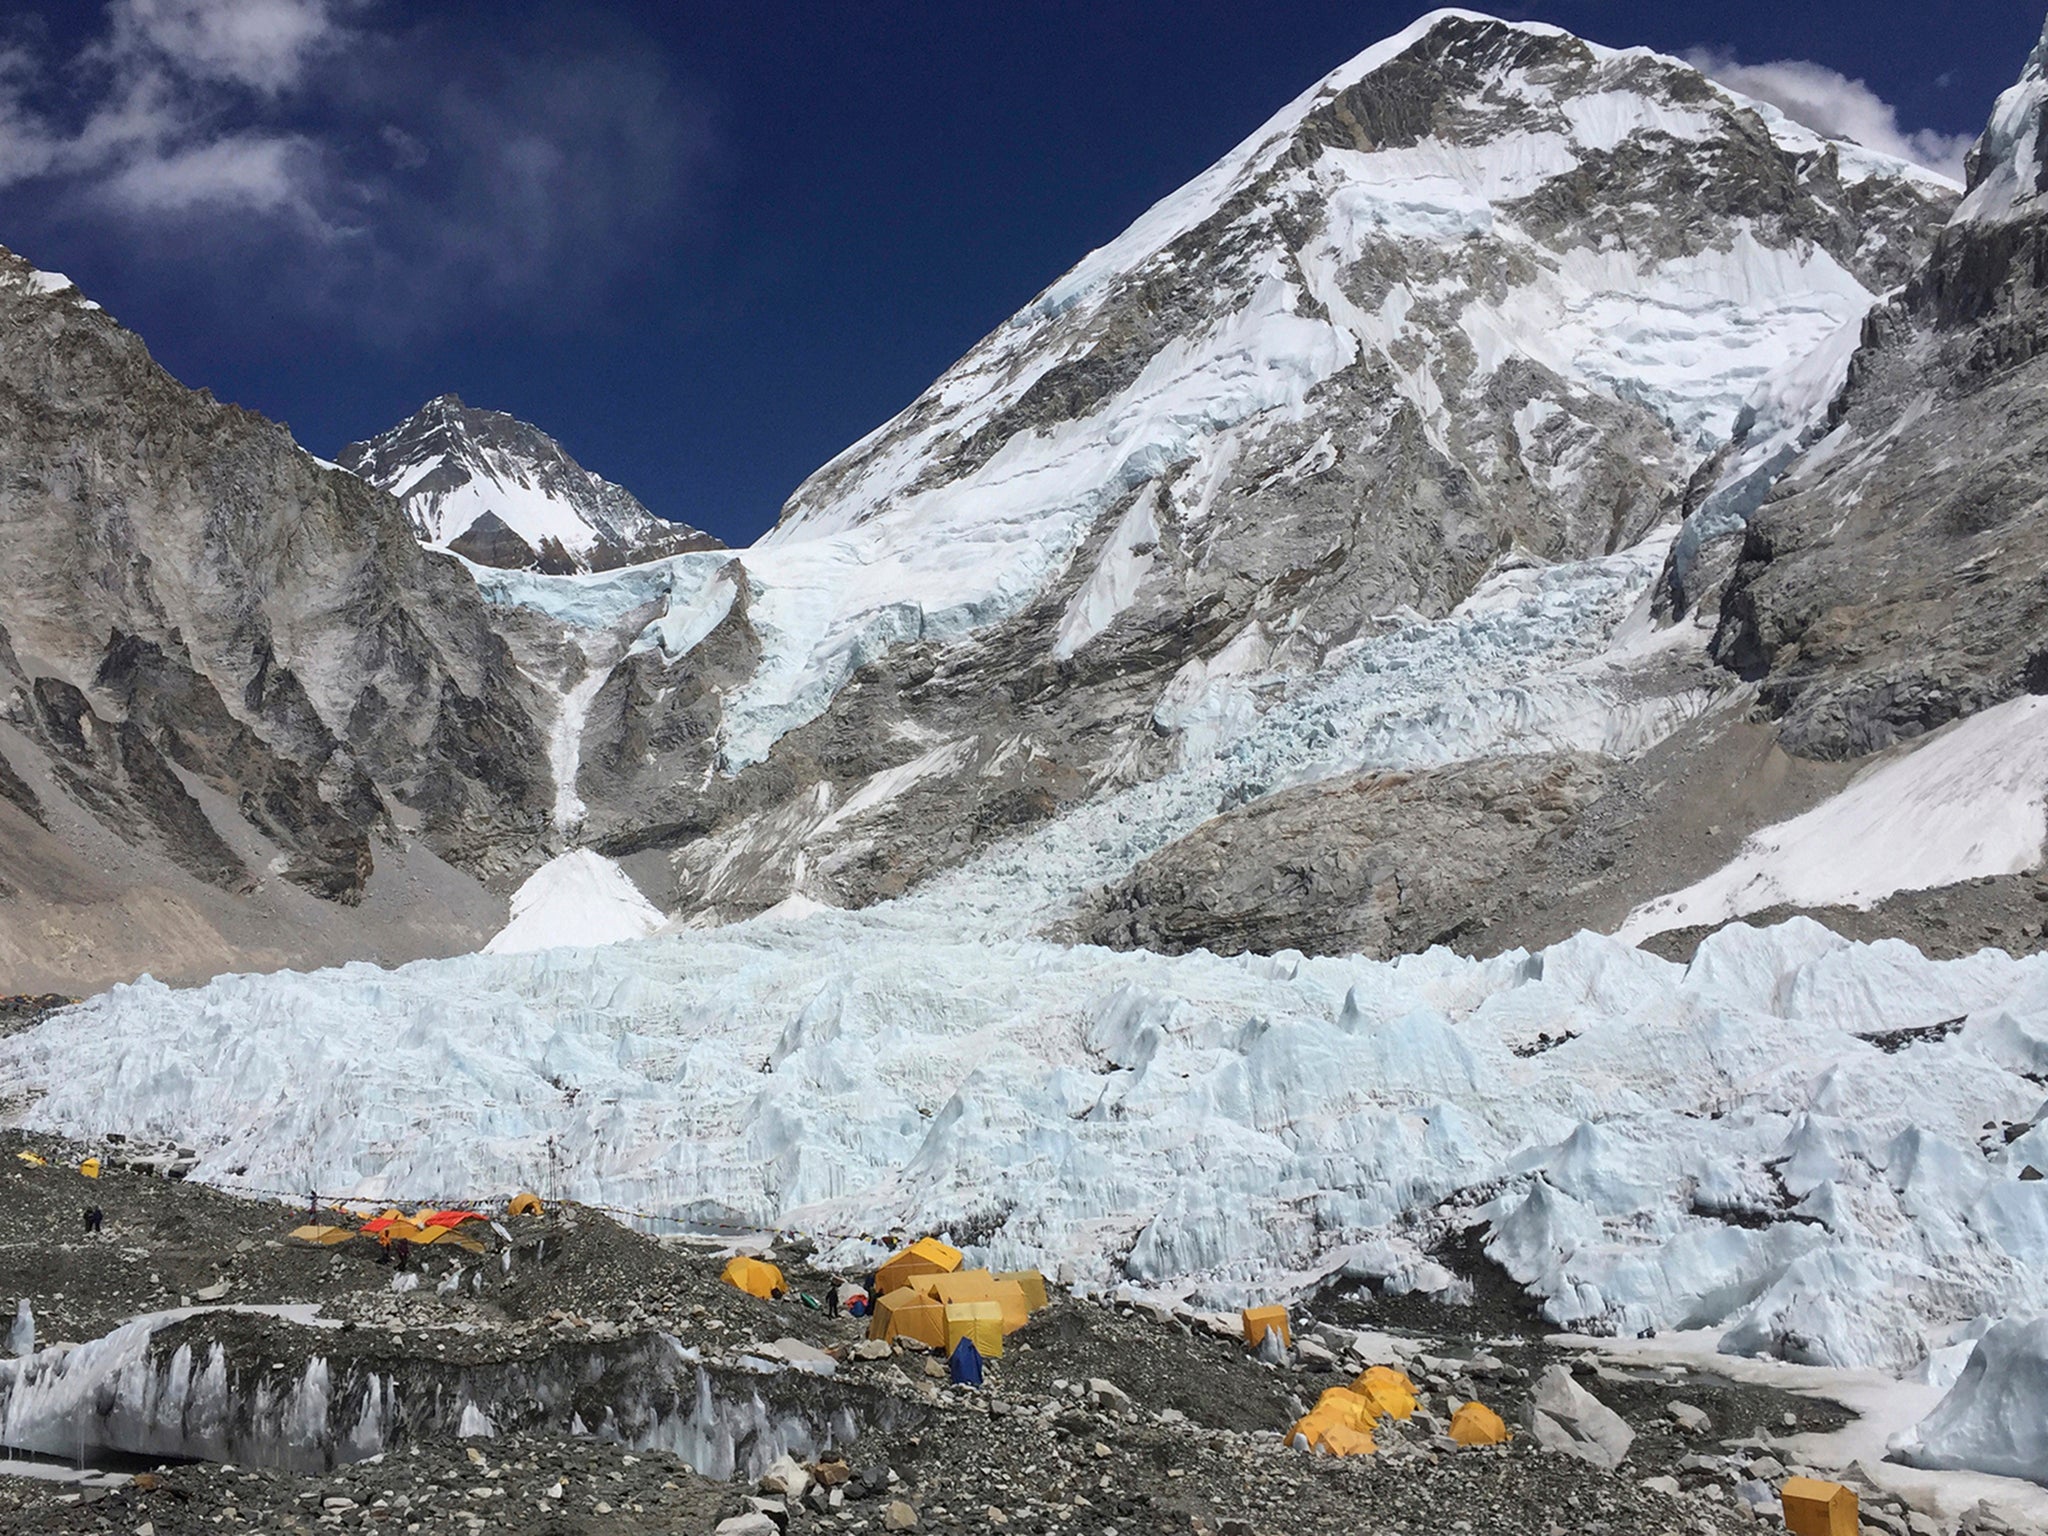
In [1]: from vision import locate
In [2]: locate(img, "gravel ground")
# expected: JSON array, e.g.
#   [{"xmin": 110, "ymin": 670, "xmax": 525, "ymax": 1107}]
[{"xmin": 0, "ymin": 1129, "xmax": 2028, "ymax": 1536}]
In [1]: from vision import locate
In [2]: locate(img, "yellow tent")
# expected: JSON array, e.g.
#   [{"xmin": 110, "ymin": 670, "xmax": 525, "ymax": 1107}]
[
  {"xmin": 79, "ymin": 1157, "xmax": 101, "ymax": 1179},
  {"xmin": 507, "ymin": 1192, "xmax": 543, "ymax": 1217},
  {"xmin": 288, "ymin": 1224, "xmax": 356, "ymax": 1246},
  {"xmin": 1448, "ymin": 1401, "xmax": 1510, "ymax": 1447},
  {"xmin": 15, "ymin": 1151, "xmax": 46, "ymax": 1168},
  {"xmin": 1290, "ymin": 1388, "xmax": 1377, "ymax": 1456},
  {"xmin": 414, "ymin": 1227, "xmax": 485, "ymax": 1254},
  {"xmin": 868, "ymin": 1286, "xmax": 948, "ymax": 1349},
  {"xmin": 875, "ymin": 1236, "xmax": 963, "ymax": 1296},
  {"xmin": 1352, "ymin": 1364, "xmax": 1417, "ymax": 1421},
  {"xmin": 943, "ymin": 1300, "xmax": 1004, "ymax": 1359},
  {"xmin": 1241, "ymin": 1305, "xmax": 1290, "ymax": 1350},
  {"xmin": 721, "ymin": 1256, "xmax": 786, "ymax": 1299},
  {"xmin": 997, "ymin": 1270, "xmax": 1049, "ymax": 1312},
  {"xmin": 915, "ymin": 1271, "xmax": 1032, "ymax": 1333}
]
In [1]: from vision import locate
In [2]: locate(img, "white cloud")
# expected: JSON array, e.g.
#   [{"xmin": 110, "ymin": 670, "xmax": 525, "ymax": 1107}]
[
  {"xmin": 0, "ymin": 1, "xmax": 712, "ymax": 329},
  {"xmin": 1687, "ymin": 50, "xmax": 1975, "ymax": 182},
  {"xmin": 99, "ymin": 134, "xmax": 323, "ymax": 218},
  {"xmin": 102, "ymin": 0, "xmax": 346, "ymax": 92}
]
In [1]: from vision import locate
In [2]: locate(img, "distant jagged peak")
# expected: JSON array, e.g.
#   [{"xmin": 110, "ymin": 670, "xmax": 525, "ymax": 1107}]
[{"xmin": 338, "ymin": 397, "xmax": 722, "ymax": 574}]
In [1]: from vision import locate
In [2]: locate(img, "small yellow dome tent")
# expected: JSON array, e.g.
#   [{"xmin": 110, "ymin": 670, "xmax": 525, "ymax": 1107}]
[
  {"xmin": 721, "ymin": 1256, "xmax": 786, "ymax": 1299},
  {"xmin": 1448, "ymin": 1401, "xmax": 1510, "ymax": 1447},
  {"xmin": 1289, "ymin": 1387, "xmax": 1377, "ymax": 1456},
  {"xmin": 875, "ymin": 1236, "xmax": 963, "ymax": 1296},
  {"xmin": 507, "ymin": 1192, "xmax": 543, "ymax": 1217},
  {"xmin": 79, "ymin": 1157, "xmax": 101, "ymax": 1179},
  {"xmin": 1351, "ymin": 1364, "xmax": 1417, "ymax": 1420}
]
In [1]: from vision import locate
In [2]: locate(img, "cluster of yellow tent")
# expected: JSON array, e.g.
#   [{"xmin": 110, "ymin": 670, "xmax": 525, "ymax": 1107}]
[
  {"xmin": 864, "ymin": 1237, "xmax": 1049, "ymax": 1359},
  {"xmin": 1288, "ymin": 1364, "xmax": 1509, "ymax": 1457}
]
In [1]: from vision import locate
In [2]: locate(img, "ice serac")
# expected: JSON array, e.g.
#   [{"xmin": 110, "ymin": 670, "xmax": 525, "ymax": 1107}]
[
  {"xmin": 11, "ymin": 912, "xmax": 2048, "ymax": 1398},
  {"xmin": 0, "ymin": 251, "xmax": 550, "ymax": 993},
  {"xmin": 1891, "ymin": 1315, "xmax": 2048, "ymax": 1485},
  {"xmin": 523, "ymin": 9, "xmax": 1952, "ymax": 922},
  {"xmin": 339, "ymin": 396, "xmax": 722, "ymax": 575}
]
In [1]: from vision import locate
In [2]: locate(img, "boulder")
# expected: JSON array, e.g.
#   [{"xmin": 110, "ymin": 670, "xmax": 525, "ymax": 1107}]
[{"xmin": 1526, "ymin": 1363, "xmax": 1635, "ymax": 1469}]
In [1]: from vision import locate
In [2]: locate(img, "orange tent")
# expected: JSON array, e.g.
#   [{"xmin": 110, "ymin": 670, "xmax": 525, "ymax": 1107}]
[
  {"xmin": 721, "ymin": 1257, "xmax": 786, "ymax": 1299},
  {"xmin": 1352, "ymin": 1365, "xmax": 1417, "ymax": 1421},
  {"xmin": 915, "ymin": 1271, "xmax": 1032, "ymax": 1333},
  {"xmin": 997, "ymin": 1270, "xmax": 1050, "ymax": 1312},
  {"xmin": 507, "ymin": 1192, "xmax": 543, "ymax": 1217},
  {"xmin": 1448, "ymin": 1402, "xmax": 1509, "ymax": 1447},
  {"xmin": 1290, "ymin": 1388, "xmax": 1377, "ymax": 1457},
  {"xmin": 418, "ymin": 1210, "xmax": 485, "ymax": 1229}
]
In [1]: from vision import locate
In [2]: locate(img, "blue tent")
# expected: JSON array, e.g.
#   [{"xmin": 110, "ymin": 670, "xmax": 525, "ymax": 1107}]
[{"xmin": 947, "ymin": 1337, "xmax": 984, "ymax": 1388}]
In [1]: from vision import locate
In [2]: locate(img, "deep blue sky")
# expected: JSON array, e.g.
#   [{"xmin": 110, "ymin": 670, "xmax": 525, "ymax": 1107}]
[{"xmin": 0, "ymin": 1, "xmax": 2037, "ymax": 544}]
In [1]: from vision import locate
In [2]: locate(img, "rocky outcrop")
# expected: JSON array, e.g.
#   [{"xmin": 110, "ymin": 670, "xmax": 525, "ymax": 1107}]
[
  {"xmin": 0, "ymin": 252, "xmax": 545, "ymax": 988},
  {"xmin": 1711, "ymin": 17, "xmax": 2048, "ymax": 758},
  {"xmin": 340, "ymin": 395, "xmax": 721, "ymax": 573},
  {"xmin": 1068, "ymin": 753, "xmax": 1609, "ymax": 958}
]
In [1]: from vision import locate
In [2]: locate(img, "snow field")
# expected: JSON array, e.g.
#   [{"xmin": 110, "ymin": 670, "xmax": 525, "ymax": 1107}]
[
  {"xmin": 485, "ymin": 850, "xmax": 665, "ymax": 954},
  {"xmin": 1620, "ymin": 697, "xmax": 2048, "ymax": 943}
]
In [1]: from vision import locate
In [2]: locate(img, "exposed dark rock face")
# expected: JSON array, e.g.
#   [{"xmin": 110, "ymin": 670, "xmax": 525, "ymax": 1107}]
[
  {"xmin": 339, "ymin": 395, "xmax": 722, "ymax": 573},
  {"xmin": 1068, "ymin": 753, "xmax": 1609, "ymax": 958},
  {"xmin": 1711, "ymin": 24, "xmax": 2048, "ymax": 758},
  {"xmin": 0, "ymin": 251, "xmax": 547, "ymax": 986}
]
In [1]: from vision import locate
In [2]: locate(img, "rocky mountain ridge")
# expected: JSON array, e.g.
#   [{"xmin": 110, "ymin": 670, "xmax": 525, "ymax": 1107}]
[
  {"xmin": 339, "ymin": 394, "xmax": 722, "ymax": 575},
  {"xmin": 0, "ymin": 262, "xmax": 553, "ymax": 991}
]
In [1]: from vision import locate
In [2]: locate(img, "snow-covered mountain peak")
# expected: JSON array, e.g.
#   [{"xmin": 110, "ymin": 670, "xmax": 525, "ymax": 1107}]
[
  {"xmin": 1956, "ymin": 13, "xmax": 2048, "ymax": 225},
  {"xmin": 339, "ymin": 396, "xmax": 721, "ymax": 574},
  {"xmin": 628, "ymin": 10, "xmax": 1956, "ymax": 784}
]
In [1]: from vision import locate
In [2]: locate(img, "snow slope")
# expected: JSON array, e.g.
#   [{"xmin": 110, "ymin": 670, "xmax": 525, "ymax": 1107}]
[
  {"xmin": 484, "ymin": 851, "xmax": 665, "ymax": 954},
  {"xmin": 1620, "ymin": 697, "xmax": 2048, "ymax": 942}
]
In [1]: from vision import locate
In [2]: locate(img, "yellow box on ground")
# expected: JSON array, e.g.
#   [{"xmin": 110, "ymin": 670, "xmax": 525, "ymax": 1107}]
[
  {"xmin": 1241, "ymin": 1305, "xmax": 1290, "ymax": 1349},
  {"xmin": 1782, "ymin": 1478, "xmax": 1858, "ymax": 1536}
]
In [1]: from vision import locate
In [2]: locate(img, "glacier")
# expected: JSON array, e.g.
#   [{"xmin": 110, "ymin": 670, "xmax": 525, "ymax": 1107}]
[{"xmin": 7, "ymin": 910, "xmax": 2046, "ymax": 1391}]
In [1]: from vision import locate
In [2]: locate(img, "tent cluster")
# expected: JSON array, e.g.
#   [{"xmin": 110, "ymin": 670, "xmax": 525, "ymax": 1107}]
[
  {"xmin": 864, "ymin": 1237, "xmax": 1049, "ymax": 1361},
  {"xmin": 1288, "ymin": 1363, "xmax": 1509, "ymax": 1457},
  {"xmin": 288, "ymin": 1195, "xmax": 539, "ymax": 1252},
  {"xmin": 359, "ymin": 1207, "xmax": 488, "ymax": 1252}
]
